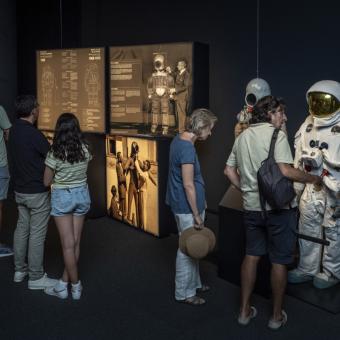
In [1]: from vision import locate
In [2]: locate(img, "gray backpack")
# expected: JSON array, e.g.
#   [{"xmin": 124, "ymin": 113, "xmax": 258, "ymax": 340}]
[{"xmin": 257, "ymin": 128, "xmax": 296, "ymax": 211}]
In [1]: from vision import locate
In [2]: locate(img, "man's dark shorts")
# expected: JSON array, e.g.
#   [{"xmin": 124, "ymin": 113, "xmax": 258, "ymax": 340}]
[{"xmin": 243, "ymin": 208, "xmax": 297, "ymax": 265}]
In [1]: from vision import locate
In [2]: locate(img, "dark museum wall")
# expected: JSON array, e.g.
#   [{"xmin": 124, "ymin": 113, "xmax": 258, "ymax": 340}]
[
  {"xmin": 0, "ymin": 0, "xmax": 16, "ymax": 117},
  {"xmin": 15, "ymin": 0, "xmax": 340, "ymax": 211}
]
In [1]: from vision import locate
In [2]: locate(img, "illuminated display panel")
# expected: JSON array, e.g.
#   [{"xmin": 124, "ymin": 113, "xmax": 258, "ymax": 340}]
[
  {"xmin": 106, "ymin": 135, "xmax": 159, "ymax": 236},
  {"xmin": 109, "ymin": 43, "xmax": 194, "ymax": 135}
]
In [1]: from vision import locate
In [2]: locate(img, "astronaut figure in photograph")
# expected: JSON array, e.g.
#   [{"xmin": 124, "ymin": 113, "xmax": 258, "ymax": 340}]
[
  {"xmin": 288, "ymin": 80, "xmax": 340, "ymax": 289},
  {"xmin": 147, "ymin": 54, "xmax": 175, "ymax": 135}
]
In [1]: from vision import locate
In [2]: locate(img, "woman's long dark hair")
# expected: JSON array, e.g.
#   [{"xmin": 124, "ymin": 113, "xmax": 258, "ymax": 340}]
[{"xmin": 51, "ymin": 113, "xmax": 90, "ymax": 163}]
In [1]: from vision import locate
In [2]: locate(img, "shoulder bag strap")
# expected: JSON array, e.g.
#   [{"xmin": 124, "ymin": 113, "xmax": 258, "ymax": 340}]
[{"xmin": 268, "ymin": 128, "xmax": 280, "ymax": 158}]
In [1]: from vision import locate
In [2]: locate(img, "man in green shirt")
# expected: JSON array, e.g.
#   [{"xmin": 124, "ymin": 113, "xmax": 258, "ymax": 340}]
[{"xmin": 0, "ymin": 105, "xmax": 13, "ymax": 257}]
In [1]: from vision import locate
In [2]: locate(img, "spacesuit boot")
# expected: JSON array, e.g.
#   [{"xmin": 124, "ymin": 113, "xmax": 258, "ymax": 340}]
[
  {"xmin": 313, "ymin": 269, "xmax": 340, "ymax": 289},
  {"xmin": 288, "ymin": 268, "xmax": 314, "ymax": 283},
  {"xmin": 162, "ymin": 126, "xmax": 168, "ymax": 135}
]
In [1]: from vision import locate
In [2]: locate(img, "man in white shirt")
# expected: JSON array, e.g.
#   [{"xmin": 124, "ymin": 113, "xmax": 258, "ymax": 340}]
[{"xmin": 224, "ymin": 96, "xmax": 321, "ymax": 330}]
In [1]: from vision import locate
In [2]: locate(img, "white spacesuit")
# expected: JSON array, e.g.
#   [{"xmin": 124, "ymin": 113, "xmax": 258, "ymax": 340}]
[
  {"xmin": 288, "ymin": 80, "xmax": 340, "ymax": 289},
  {"xmin": 147, "ymin": 54, "xmax": 175, "ymax": 135}
]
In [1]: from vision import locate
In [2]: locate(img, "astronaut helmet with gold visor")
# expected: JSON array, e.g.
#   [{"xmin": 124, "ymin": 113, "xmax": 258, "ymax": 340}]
[{"xmin": 306, "ymin": 80, "xmax": 340, "ymax": 118}]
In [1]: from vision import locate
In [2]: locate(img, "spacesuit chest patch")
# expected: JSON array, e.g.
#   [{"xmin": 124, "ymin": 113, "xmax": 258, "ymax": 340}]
[
  {"xmin": 331, "ymin": 125, "xmax": 340, "ymax": 134},
  {"xmin": 306, "ymin": 123, "xmax": 313, "ymax": 132}
]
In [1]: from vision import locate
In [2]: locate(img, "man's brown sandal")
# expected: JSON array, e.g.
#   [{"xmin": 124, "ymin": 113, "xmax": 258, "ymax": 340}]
[
  {"xmin": 197, "ymin": 285, "xmax": 211, "ymax": 293},
  {"xmin": 177, "ymin": 295, "xmax": 206, "ymax": 306}
]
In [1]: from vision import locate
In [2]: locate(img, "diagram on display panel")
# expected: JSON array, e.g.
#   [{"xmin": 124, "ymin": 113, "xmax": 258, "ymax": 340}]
[
  {"xmin": 106, "ymin": 135, "xmax": 159, "ymax": 236},
  {"xmin": 84, "ymin": 63, "xmax": 101, "ymax": 107},
  {"xmin": 41, "ymin": 65, "xmax": 58, "ymax": 107},
  {"xmin": 36, "ymin": 48, "xmax": 106, "ymax": 133},
  {"xmin": 110, "ymin": 43, "xmax": 198, "ymax": 135}
]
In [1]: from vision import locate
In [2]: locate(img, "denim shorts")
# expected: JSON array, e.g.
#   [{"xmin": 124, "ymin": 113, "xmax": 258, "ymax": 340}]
[
  {"xmin": 243, "ymin": 208, "xmax": 297, "ymax": 265},
  {"xmin": 0, "ymin": 165, "xmax": 10, "ymax": 200},
  {"xmin": 51, "ymin": 184, "xmax": 91, "ymax": 217}
]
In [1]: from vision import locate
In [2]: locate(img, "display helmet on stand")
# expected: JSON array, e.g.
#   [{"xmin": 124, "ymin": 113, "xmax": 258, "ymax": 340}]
[{"xmin": 245, "ymin": 78, "xmax": 271, "ymax": 107}]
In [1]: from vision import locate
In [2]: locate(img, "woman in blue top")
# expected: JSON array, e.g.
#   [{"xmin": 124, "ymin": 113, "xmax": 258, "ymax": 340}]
[{"xmin": 166, "ymin": 108, "xmax": 217, "ymax": 305}]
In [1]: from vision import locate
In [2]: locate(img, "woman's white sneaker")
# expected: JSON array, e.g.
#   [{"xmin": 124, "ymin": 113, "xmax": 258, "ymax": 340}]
[
  {"xmin": 44, "ymin": 279, "xmax": 68, "ymax": 299},
  {"xmin": 71, "ymin": 281, "xmax": 82, "ymax": 300}
]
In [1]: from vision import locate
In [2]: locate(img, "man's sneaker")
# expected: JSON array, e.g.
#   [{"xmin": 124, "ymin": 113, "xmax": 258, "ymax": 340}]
[
  {"xmin": 313, "ymin": 272, "xmax": 340, "ymax": 289},
  {"xmin": 71, "ymin": 280, "xmax": 82, "ymax": 300},
  {"xmin": 0, "ymin": 244, "xmax": 13, "ymax": 258},
  {"xmin": 287, "ymin": 268, "xmax": 313, "ymax": 284},
  {"xmin": 45, "ymin": 280, "xmax": 68, "ymax": 299},
  {"xmin": 268, "ymin": 310, "xmax": 287, "ymax": 330},
  {"xmin": 28, "ymin": 273, "xmax": 58, "ymax": 290},
  {"xmin": 14, "ymin": 271, "xmax": 28, "ymax": 283}
]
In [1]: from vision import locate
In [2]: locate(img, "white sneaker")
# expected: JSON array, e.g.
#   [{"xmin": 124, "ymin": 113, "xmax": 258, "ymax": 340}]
[
  {"xmin": 28, "ymin": 273, "xmax": 58, "ymax": 290},
  {"xmin": 14, "ymin": 271, "xmax": 28, "ymax": 283},
  {"xmin": 71, "ymin": 280, "xmax": 82, "ymax": 300},
  {"xmin": 45, "ymin": 279, "xmax": 68, "ymax": 299}
]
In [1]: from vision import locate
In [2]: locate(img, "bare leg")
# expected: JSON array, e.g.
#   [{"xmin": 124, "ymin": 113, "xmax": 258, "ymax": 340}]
[
  {"xmin": 127, "ymin": 184, "xmax": 133, "ymax": 221},
  {"xmin": 239, "ymin": 255, "xmax": 260, "ymax": 318},
  {"xmin": 61, "ymin": 215, "xmax": 85, "ymax": 283},
  {"xmin": 54, "ymin": 215, "xmax": 78, "ymax": 284},
  {"xmin": 122, "ymin": 196, "xmax": 126, "ymax": 220},
  {"xmin": 271, "ymin": 263, "xmax": 287, "ymax": 321}
]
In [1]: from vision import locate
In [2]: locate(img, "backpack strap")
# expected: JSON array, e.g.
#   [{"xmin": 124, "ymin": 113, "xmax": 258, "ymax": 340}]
[{"xmin": 268, "ymin": 128, "xmax": 280, "ymax": 158}]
